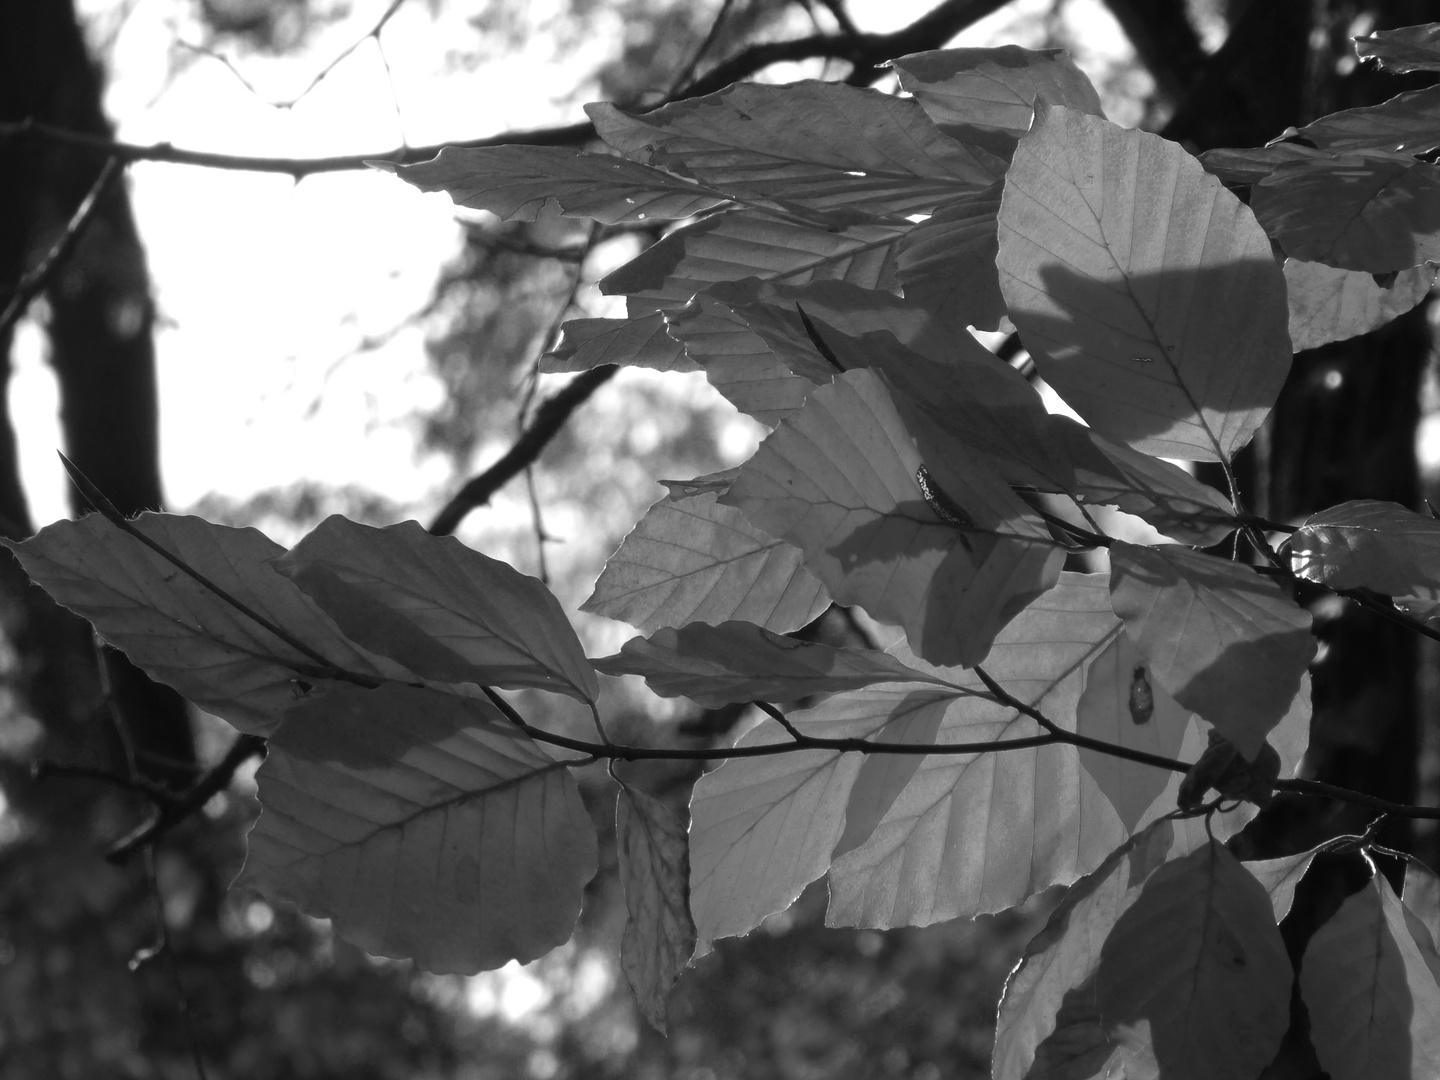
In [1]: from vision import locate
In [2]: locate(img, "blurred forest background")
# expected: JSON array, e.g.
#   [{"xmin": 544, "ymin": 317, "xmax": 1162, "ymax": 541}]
[{"xmin": 3, "ymin": 0, "xmax": 1440, "ymax": 1077}]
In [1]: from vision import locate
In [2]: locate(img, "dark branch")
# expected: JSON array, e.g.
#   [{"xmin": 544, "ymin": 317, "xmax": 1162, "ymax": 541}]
[
  {"xmin": 428, "ymin": 365, "xmax": 618, "ymax": 535},
  {"xmin": 107, "ymin": 734, "xmax": 268, "ymax": 863},
  {"xmin": 0, "ymin": 157, "xmax": 120, "ymax": 340}
]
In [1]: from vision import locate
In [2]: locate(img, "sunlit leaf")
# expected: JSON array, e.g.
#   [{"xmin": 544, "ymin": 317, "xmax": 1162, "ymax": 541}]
[
  {"xmin": 274, "ymin": 516, "xmax": 598, "ymax": 702},
  {"xmin": 992, "ymin": 820, "xmax": 1174, "ymax": 1080},
  {"xmin": 895, "ymin": 182, "xmax": 1010, "ymax": 331},
  {"xmin": 1199, "ymin": 141, "xmax": 1332, "ymax": 185},
  {"xmin": 1109, "ymin": 541, "xmax": 1315, "ymax": 760},
  {"xmin": 583, "ymin": 488, "xmax": 829, "ymax": 635},
  {"xmin": 615, "ymin": 781, "xmax": 696, "ymax": 1033},
  {"xmin": 1285, "ymin": 258, "xmax": 1437, "ymax": 351},
  {"xmin": 602, "ymin": 211, "xmax": 908, "ymax": 314},
  {"xmin": 1061, "ymin": 422, "xmax": 1238, "ymax": 546},
  {"xmin": 3, "ymin": 513, "xmax": 410, "ymax": 735},
  {"xmin": 238, "ymin": 682, "xmax": 597, "ymax": 974},
  {"xmin": 998, "ymin": 105, "xmax": 1291, "ymax": 461},
  {"xmin": 1094, "ymin": 840, "xmax": 1292, "ymax": 1080},
  {"xmin": 541, "ymin": 314, "xmax": 694, "ymax": 373},
  {"xmin": 1291, "ymin": 499, "xmax": 1440, "ymax": 597},
  {"xmin": 1252, "ymin": 153, "xmax": 1440, "ymax": 273},
  {"xmin": 688, "ymin": 684, "xmax": 953, "ymax": 950},
  {"xmin": 589, "ymin": 81, "xmax": 1003, "ymax": 217},
  {"xmin": 722, "ymin": 368, "xmax": 1064, "ymax": 666},
  {"xmin": 1244, "ymin": 847, "xmax": 1319, "ymax": 921},
  {"xmin": 1074, "ymin": 630, "xmax": 1190, "ymax": 830},
  {"xmin": 386, "ymin": 145, "xmax": 729, "ymax": 224},
  {"xmin": 1300, "ymin": 873, "xmax": 1440, "ymax": 1080},
  {"xmin": 1357, "ymin": 21, "xmax": 1440, "ymax": 74},
  {"xmin": 593, "ymin": 620, "xmax": 956, "ymax": 707},
  {"xmin": 892, "ymin": 45, "xmax": 1103, "ymax": 158},
  {"xmin": 1290, "ymin": 84, "xmax": 1440, "ymax": 157},
  {"xmin": 1405, "ymin": 857, "xmax": 1440, "ymax": 950}
]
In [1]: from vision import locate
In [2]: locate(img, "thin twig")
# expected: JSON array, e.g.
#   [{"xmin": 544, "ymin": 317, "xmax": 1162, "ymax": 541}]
[
  {"xmin": 668, "ymin": 0, "xmax": 738, "ymax": 98},
  {"xmin": 754, "ymin": 700, "xmax": 805, "ymax": 741},
  {"xmin": 107, "ymin": 734, "xmax": 268, "ymax": 864},
  {"xmin": 0, "ymin": 157, "xmax": 121, "ymax": 341},
  {"xmin": 278, "ymin": 0, "xmax": 408, "ymax": 109},
  {"xmin": 428, "ymin": 365, "xmax": 618, "ymax": 535}
]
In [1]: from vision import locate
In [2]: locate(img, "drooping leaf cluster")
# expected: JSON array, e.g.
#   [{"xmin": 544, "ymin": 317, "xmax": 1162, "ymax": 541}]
[{"xmin": 11, "ymin": 24, "xmax": 1440, "ymax": 1079}]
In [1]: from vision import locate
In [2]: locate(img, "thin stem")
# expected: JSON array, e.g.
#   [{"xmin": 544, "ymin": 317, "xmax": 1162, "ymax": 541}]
[{"xmin": 754, "ymin": 700, "xmax": 805, "ymax": 741}]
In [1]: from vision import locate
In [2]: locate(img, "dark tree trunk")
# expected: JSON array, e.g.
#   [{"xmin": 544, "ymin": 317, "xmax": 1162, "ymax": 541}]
[{"xmin": 0, "ymin": 0, "xmax": 194, "ymax": 802}]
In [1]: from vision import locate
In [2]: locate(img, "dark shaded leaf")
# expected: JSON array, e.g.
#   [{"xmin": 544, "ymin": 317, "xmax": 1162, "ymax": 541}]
[
  {"xmin": 541, "ymin": 314, "xmax": 694, "ymax": 373},
  {"xmin": 1357, "ymin": 21, "xmax": 1440, "ymax": 73},
  {"xmin": 616, "ymin": 782, "xmax": 696, "ymax": 1033},
  {"xmin": 895, "ymin": 182, "xmax": 1010, "ymax": 331}
]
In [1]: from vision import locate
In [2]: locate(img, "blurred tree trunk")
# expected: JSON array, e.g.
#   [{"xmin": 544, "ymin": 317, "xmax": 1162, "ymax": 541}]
[{"xmin": 0, "ymin": 0, "xmax": 195, "ymax": 807}]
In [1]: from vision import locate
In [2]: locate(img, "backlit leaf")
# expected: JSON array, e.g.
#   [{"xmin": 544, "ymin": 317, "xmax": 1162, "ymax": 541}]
[
  {"xmin": 992, "ymin": 820, "xmax": 1175, "ymax": 1080},
  {"xmin": 593, "ymin": 620, "xmax": 956, "ymax": 707},
  {"xmin": 721, "ymin": 368, "xmax": 1064, "ymax": 666},
  {"xmin": 1251, "ymin": 153, "xmax": 1440, "ymax": 273},
  {"xmin": 1290, "ymin": 84, "xmax": 1440, "ymax": 157},
  {"xmin": 1094, "ymin": 840, "xmax": 1292, "ymax": 1080},
  {"xmin": 1075, "ymin": 630, "xmax": 1191, "ymax": 830},
  {"xmin": 894, "ymin": 182, "xmax": 1010, "ymax": 331},
  {"xmin": 1300, "ymin": 873, "xmax": 1440, "ymax": 1080},
  {"xmin": 688, "ymin": 684, "xmax": 953, "ymax": 950},
  {"xmin": 616, "ymin": 781, "xmax": 696, "ymax": 1033},
  {"xmin": 589, "ymin": 81, "xmax": 1002, "ymax": 217},
  {"xmin": 892, "ymin": 45, "xmax": 1103, "ymax": 158},
  {"xmin": 998, "ymin": 105, "xmax": 1291, "ymax": 461},
  {"xmin": 387, "ymin": 145, "xmax": 728, "ymax": 224},
  {"xmin": 583, "ymin": 488, "xmax": 829, "ymax": 634},
  {"xmin": 541, "ymin": 314, "xmax": 694, "ymax": 373},
  {"xmin": 602, "ymin": 211, "xmax": 907, "ymax": 314},
  {"xmin": 1244, "ymin": 847, "xmax": 1319, "ymax": 922},
  {"xmin": 3, "ymin": 513, "xmax": 409, "ymax": 735},
  {"xmin": 1357, "ymin": 22, "xmax": 1440, "ymax": 74},
  {"xmin": 1405, "ymin": 857, "xmax": 1440, "ymax": 951},
  {"xmin": 1109, "ymin": 541, "xmax": 1315, "ymax": 760},
  {"xmin": 274, "ymin": 517, "xmax": 598, "ymax": 702},
  {"xmin": 1285, "ymin": 258, "xmax": 1437, "ymax": 351},
  {"xmin": 238, "ymin": 682, "xmax": 597, "ymax": 974},
  {"xmin": 1291, "ymin": 499, "xmax": 1440, "ymax": 596}
]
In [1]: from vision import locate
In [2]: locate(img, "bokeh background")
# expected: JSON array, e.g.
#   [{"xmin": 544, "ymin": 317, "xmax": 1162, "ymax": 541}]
[{"xmin": 3, "ymin": 0, "xmax": 1439, "ymax": 1077}]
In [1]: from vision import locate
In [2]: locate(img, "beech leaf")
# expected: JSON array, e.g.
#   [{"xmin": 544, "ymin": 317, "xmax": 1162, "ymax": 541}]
[
  {"xmin": 1285, "ymin": 258, "xmax": 1437, "ymax": 351},
  {"xmin": 1244, "ymin": 847, "xmax": 1319, "ymax": 922},
  {"xmin": 541, "ymin": 314, "xmax": 694, "ymax": 374},
  {"xmin": 1109, "ymin": 540, "xmax": 1315, "ymax": 760},
  {"xmin": 237, "ymin": 682, "xmax": 597, "ymax": 974},
  {"xmin": 891, "ymin": 45, "xmax": 1104, "ymax": 158},
  {"xmin": 593, "ymin": 620, "xmax": 956, "ymax": 707},
  {"xmin": 1300, "ymin": 873, "xmax": 1440, "ymax": 1080},
  {"xmin": 386, "ymin": 145, "xmax": 728, "ymax": 224},
  {"xmin": 688, "ymin": 684, "xmax": 954, "ymax": 951},
  {"xmin": 1291, "ymin": 499, "xmax": 1440, "ymax": 596},
  {"xmin": 1094, "ymin": 840, "xmax": 1292, "ymax": 1080},
  {"xmin": 2, "ymin": 512, "xmax": 410, "ymax": 735},
  {"xmin": 601, "ymin": 211, "xmax": 907, "ymax": 314},
  {"xmin": 583, "ymin": 488, "xmax": 829, "ymax": 635},
  {"xmin": 721, "ymin": 368, "xmax": 1064, "ymax": 666},
  {"xmin": 998, "ymin": 105, "xmax": 1291, "ymax": 461},
  {"xmin": 588, "ymin": 81, "xmax": 1002, "ymax": 218},
  {"xmin": 1074, "ymin": 629, "xmax": 1191, "ymax": 830},
  {"xmin": 1289, "ymin": 83, "xmax": 1440, "ymax": 158},
  {"xmin": 274, "ymin": 516, "xmax": 598, "ymax": 702},
  {"xmin": 1251, "ymin": 153, "xmax": 1440, "ymax": 273},
  {"xmin": 894, "ymin": 182, "xmax": 1010, "ymax": 331},
  {"xmin": 1357, "ymin": 22, "xmax": 1440, "ymax": 74},
  {"xmin": 615, "ymin": 782, "xmax": 696, "ymax": 1033},
  {"xmin": 1405, "ymin": 857, "xmax": 1440, "ymax": 951}
]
